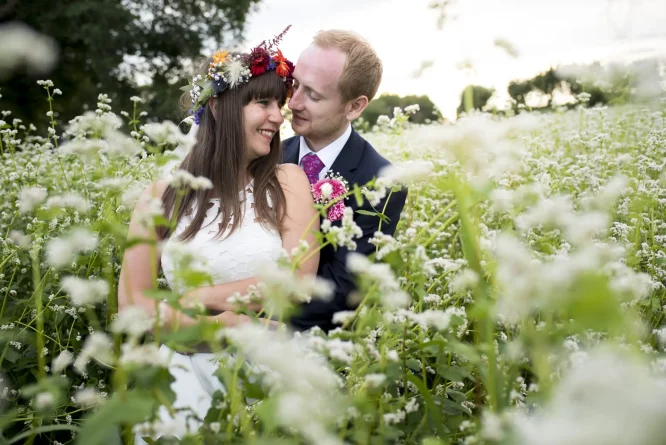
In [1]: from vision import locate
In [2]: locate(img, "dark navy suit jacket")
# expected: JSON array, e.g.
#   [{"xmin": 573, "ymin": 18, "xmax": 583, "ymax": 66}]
[{"xmin": 282, "ymin": 129, "xmax": 407, "ymax": 332}]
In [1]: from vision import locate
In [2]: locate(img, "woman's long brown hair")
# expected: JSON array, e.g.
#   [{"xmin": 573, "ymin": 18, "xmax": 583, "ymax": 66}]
[{"xmin": 156, "ymin": 69, "xmax": 288, "ymax": 241}]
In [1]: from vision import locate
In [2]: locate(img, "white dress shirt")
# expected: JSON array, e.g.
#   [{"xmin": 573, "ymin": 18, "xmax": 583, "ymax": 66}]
[{"xmin": 298, "ymin": 124, "xmax": 352, "ymax": 180}]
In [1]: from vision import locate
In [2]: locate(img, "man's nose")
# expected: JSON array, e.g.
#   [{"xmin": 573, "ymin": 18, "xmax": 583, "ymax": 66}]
[{"xmin": 288, "ymin": 90, "xmax": 303, "ymax": 110}]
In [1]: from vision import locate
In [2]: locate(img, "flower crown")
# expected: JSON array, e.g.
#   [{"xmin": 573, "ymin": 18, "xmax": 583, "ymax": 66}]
[{"xmin": 181, "ymin": 26, "xmax": 295, "ymax": 125}]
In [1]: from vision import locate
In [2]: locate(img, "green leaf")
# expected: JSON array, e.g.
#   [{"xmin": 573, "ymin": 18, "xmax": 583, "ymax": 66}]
[
  {"xmin": 76, "ymin": 391, "xmax": 155, "ymax": 445},
  {"xmin": 446, "ymin": 339, "xmax": 481, "ymax": 365},
  {"xmin": 353, "ymin": 184, "xmax": 364, "ymax": 207},
  {"xmin": 436, "ymin": 364, "xmax": 469, "ymax": 382},
  {"xmin": 406, "ymin": 358, "xmax": 421, "ymax": 372},
  {"xmin": 356, "ymin": 209, "xmax": 378, "ymax": 217}
]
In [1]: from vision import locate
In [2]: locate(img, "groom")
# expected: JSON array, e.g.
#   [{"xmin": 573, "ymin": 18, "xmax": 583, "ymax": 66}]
[{"xmin": 282, "ymin": 30, "xmax": 407, "ymax": 332}]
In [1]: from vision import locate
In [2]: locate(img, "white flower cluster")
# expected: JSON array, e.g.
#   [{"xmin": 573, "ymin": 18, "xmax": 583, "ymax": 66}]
[
  {"xmin": 347, "ymin": 252, "xmax": 410, "ymax": 309},
  {"xmin": 167, "ymin": 170, "xmax": 213, "ymax": 190},
  {"xmin": 321, "ymin": 207, "xmax": 363, "ymax": 250},
  {"xmin": 17, "ymin": 186, "xmax": 48, "ymax": 213},
  {"xmin": 221, "ymin": 55, "xmax": 252, "ymax": 89},
  {"xmin": 46, "ymin": 227, "xmax": 98, "ymax": 269},
  {"xmin": 258, "ymin": 261, "xmax": 334, "ymax": 305},
  {"xmin": 60, "ymin": 276, "xmax": 109, "ymax": 306},
  {"xmin": 223, "ymin": 324, "xmax": 344, "ymax": 445}
]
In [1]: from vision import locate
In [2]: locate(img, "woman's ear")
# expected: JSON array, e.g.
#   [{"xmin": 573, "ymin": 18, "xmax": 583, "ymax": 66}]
[{"xmin": 209, "ymin": 97, "xmax": 218, "ymax": 120}]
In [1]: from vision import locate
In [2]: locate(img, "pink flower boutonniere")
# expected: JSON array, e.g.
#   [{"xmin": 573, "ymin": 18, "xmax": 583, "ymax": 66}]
[{"xmin": 311, "ymin": 172, "xmax": 348, "ymax": 222}]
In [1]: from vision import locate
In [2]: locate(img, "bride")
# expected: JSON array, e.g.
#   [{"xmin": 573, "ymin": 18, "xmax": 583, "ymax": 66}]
[{"xmin": 117, "ymin": 30, "xmax": 319, "ymax": 440}]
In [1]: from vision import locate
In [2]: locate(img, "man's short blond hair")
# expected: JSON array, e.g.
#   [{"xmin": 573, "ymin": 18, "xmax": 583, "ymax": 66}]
[{"xmin": 312, "ymin": 30, "xmax": 383, "ymax": 102}]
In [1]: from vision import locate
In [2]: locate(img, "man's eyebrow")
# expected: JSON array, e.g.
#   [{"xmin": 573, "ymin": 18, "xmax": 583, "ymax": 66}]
[{"xmin": 293, "ymin": 77, "xmax": 323, "ymax": 96}]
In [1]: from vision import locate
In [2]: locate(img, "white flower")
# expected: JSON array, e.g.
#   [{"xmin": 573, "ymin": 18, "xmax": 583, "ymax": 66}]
[
  {"xmin": 222, "ymin": 57, "xmax": 251, "ymax": 89},
  {"xmin": 167, "ymin": 170, "xmax": 213, "ymax": 190},
  {"xmin": 223, "ymin": 324, "xmax": 344, "ymax": 444},
  {"xmin": 110, "ymin": 306, "xmax": 154, "ymax": 339},
  {"xmin": 0, "ymin": 23, "xmax": 58, "ymax": 75},
  {"xmin": 119, "ymin": 343, "xmax": 167, "ymax": 367},
  {"xmin": 59, "ymin": 138, "xmax": 107, "ymax": 161},
  {"xmin": 378, "ymin": 161, "xmax": 432, "ymax": 186},
  {"xmin": 324, "ymin": 207, "xmax": 363, "ymax": 250},
  {"xmin": 121, "ymin": 183, "xmax": 146, "ymax": 209},
  {"xmin": 17, "ymin": 187, "xmax": 48, "ymax": 213},
  {"xmin": 46, "ymin": 228, "xmax": 98, "ymax": 269},
  {"xmin": 347, "ymin": 252, "xmax": 409, "ymax": 309},
  {"xmin": 44, "ymin": 193, "xmax": 90, "ymax": 213},
  {"xmin": 259, "ymin": 262, "xmax": 334, "ymax": 305},
  {"xmin": 332, "ymin": 310, "xmax": 356, "ymax": 325},
  {"xmin": 61, "ymin": 276, "xmax": 109, "ymax": 306},
  {"xmin": 377, "ymin": 115, "xmax": 391, "ymax": 126},
  {"xmin": 7, "ymin": 230, "xmax": 30, "ymax": 249},
  {"xmin": 404, "ymin": 104, "xmax": 420, "ymax": 114},
  {"xmin": 74, "ymin": 388, "xmax": 104, "ymax": 408},
  {"xmin": 512, "ymin": 349, "xmax": 666, "ymax": 445},
  {"xmin": 76, "ymin": 332, "xmax": 113, "ymax": 374},
  {"xmin": 364, "ymin": 373, "xmax": 387, "ymax": 387},
  {"xmin": 34, "ymin": 392, "xmax": 56, "ymax": 410},
  {"xmin": 96, "ymin": 177, "xmax": 130, "ymax": 190},
  {"xmin": 142, "ymin": 121, "xmax": 191, "ymax": 146},
  {"xmin": 51, "ymin": 350, "xmax": 74, "ymax": 374},
  {"xmin": 65, "ymin": 111, "xmax": 122, "ymax": 138},
  {"xmin": 136, "ymin": 196, "xmax": 165, "ymax": 228},
  {"xmin": 320, "ymin": 182, "xmax": 333, "ymax": 200},
  {"xmin": 101, "ymin": 130, "xmax": 142, "ymax": 157},
  {"xmin": 449, "ymin": 268, "xmax": 480, "ymax": 293}
]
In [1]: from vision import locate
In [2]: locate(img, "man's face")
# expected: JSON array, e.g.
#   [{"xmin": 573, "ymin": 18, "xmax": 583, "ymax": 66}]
[{"xmin": 288, "ymin": 45, "xmax": 349, "ymax": 146}]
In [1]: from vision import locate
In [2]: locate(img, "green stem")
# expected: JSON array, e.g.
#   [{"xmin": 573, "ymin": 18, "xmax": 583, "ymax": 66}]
[{"xmin": 30, "ymin": 246, "xmax": 46, "ymax": 380}]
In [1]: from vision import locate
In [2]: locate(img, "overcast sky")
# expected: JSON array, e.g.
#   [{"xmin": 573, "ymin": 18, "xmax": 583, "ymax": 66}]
[{"xmin": 240, "ymin": 0, "xmax": 666, "ymax": 119}]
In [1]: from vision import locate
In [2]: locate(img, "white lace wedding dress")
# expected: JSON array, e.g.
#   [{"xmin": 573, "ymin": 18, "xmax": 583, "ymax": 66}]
[{"xmin": 136, "ymin": 182, "xmax": 283, "ymax": 442}]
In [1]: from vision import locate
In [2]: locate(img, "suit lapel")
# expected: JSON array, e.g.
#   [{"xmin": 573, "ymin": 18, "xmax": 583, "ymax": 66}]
[
  {"xmin": 283, "ymin": 136, "xmax": 300, "ymax": 165},
  {"xmin": 329, "ymin": 129, "xmax": 364, "ymax": 187}
]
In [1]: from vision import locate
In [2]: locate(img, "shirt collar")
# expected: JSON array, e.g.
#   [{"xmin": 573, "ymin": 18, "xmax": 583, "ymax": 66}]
[{"xmin": 298, "ymin": 124, "xmax": 352, "ymax": 170}]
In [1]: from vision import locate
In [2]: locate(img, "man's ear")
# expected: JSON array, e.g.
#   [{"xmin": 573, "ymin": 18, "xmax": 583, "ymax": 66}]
[
  {"xmin": 209, "ymin": 97, "xmax": 218, "ymax": 121},
  {"xmin": 345, "ymin": 96, "xmax": 369, "ymax": 121}
]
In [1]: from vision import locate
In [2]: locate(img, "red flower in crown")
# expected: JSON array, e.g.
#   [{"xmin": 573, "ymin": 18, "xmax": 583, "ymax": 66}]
[
  {"xmin": 249, "ymin": 47, "xmax": 271, "ymax": 77},
  {"xmin": 312, "ymin": 176, "xmax": 348, "ymax": 222}
]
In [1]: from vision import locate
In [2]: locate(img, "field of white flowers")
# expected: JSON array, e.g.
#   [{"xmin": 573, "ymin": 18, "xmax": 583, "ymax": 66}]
[{"xmin": 1, "ymin": 81, "xmax": 666, "ymax": 445}]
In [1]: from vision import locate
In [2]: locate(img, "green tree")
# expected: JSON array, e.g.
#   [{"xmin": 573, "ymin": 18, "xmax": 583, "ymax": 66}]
[
  {"xmin": 456, "ymin": 85, "xmax": 495, "ymax": 117},
  {"xmin": 360, "ymin": 93, "xmax": 442, "ymax": 126},
  {"xmin": 0, "ymin": 0, "xmax": 261, "ymax": 127}
]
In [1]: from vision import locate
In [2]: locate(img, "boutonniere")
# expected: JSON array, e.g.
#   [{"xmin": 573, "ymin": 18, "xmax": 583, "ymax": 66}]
[{"xmin": 311, "ymin": 172, "xmax": 348, "ymax": 222}]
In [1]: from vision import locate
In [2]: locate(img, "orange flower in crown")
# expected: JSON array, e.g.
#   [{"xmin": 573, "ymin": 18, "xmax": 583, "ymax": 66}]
[{"xmin": 182, "ymin": 26, "xmax": 295, "ymax": 125}]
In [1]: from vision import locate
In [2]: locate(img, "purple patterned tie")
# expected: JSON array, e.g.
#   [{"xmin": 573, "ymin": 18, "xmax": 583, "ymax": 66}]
[{"xmin": 301, "ymin": 152, "xmax": 325, "ymax": 184}]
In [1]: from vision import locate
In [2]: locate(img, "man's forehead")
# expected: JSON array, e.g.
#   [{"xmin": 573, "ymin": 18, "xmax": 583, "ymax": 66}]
[{"xmin": 294, "ymin": 46, "xmax": 345, "ymax": 92}]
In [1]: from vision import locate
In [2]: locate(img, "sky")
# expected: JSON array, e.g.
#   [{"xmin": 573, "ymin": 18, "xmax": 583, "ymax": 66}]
[{"xmin": 239, "ymin": 0, "xmax": 666, "ymax": 119}]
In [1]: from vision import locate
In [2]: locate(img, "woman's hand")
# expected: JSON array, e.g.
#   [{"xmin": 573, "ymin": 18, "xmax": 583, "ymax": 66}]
[{"xmin": 214, "ymin": 311, "xmax": 284, "ymax": 331}]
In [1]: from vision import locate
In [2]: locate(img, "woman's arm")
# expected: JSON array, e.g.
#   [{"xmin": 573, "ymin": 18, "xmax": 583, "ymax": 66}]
[
  {"xmin": 193, "ymin": 164, "xmax": 320, "ymax": 312},
  {"xmin": 117, "ymin": 181, "xmax": 253, "ymax": 328},
  {"xmin": 118, "ymin": 180, "xmax": 168, "ymax": 315}
]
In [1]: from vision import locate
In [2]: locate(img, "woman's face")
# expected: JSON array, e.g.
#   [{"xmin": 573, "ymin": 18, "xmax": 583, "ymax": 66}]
[{"xmin": 243, "ymin": 98, "xmax": 284, "ymax": 162}]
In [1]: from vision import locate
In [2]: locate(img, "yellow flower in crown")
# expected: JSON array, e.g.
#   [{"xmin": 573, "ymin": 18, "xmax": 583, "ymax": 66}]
[{"xmin": 212, "ymin": 50, "xmax": 229, "ymax": 65}]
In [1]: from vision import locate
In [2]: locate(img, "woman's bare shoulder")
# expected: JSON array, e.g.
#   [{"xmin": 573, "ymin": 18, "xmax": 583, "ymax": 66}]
[{"xmin": 276, "ymin": 164, "xmax": 310, "ymax": 194}]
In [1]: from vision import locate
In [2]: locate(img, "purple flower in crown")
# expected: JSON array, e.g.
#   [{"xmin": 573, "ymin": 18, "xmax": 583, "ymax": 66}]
[{"xmin": 192, "ymin": 106, "xmax": 205, "ymax": 126}]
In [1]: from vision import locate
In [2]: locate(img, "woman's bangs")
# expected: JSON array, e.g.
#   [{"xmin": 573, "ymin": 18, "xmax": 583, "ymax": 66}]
[{"xmin": 242, "ymin": 71, "xmax": 288, "ymax": 106}]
